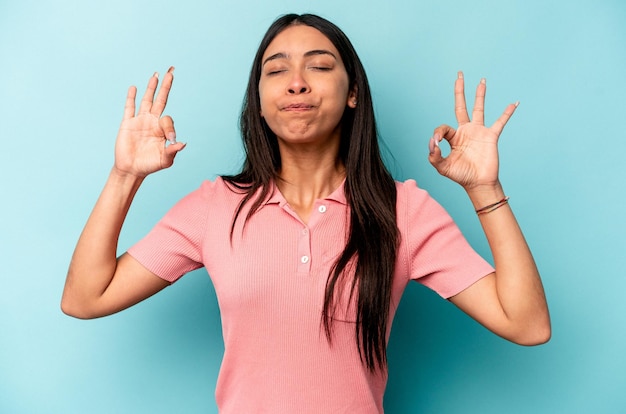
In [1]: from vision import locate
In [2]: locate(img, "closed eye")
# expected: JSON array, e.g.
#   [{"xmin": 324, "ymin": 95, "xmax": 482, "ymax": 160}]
[{"xmin": 266, "ymin": 69, "xmax": 286, "ymax": 76}]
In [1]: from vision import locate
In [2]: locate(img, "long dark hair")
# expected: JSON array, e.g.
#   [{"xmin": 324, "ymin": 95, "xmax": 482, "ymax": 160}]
[{"xmin": 222, "ymin": 13, "xmax": 398, "ymax": 371}]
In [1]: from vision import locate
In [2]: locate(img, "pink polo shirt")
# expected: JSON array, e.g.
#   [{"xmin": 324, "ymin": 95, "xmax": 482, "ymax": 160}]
[{"xmin": 128, "ymin": 177, "xmax": 493, "ymax": 413}]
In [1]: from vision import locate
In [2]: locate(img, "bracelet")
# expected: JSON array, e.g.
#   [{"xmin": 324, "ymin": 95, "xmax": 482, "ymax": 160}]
[{"xmin": 475, "ymin": 196, "xmax": 509, "ymax": 215}]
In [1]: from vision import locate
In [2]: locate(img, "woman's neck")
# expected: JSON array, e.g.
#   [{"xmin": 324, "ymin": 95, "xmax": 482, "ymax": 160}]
[{"xmin": 276, "ymin": 146, "xmax": 345, "ymax": 224}]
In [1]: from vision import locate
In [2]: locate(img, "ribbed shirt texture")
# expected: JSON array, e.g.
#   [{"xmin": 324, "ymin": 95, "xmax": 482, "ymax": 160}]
[{"xmin": 128, "ymin": 177, "xmax": 493, "ymax": 413}]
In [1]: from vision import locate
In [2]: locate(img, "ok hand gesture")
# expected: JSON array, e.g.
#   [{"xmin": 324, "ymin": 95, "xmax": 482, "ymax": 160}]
[
  {"xmin": 114, "ymin": 67, "xmax": 185, "ymax": 178},
  {"xmin": 428, "ymin": 72, "xmax": 518, "ymax": 191}
]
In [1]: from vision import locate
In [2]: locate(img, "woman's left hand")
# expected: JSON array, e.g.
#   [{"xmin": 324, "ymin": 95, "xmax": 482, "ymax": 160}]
[{"xmin": 428, "ymin": 72, "xmax": 518, "ymax": 191}]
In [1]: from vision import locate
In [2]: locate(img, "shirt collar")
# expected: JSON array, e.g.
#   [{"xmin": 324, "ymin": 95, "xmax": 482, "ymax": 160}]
[{"xmin": 263, "ymin": 179, "xmax": 347, "ymax": 206}]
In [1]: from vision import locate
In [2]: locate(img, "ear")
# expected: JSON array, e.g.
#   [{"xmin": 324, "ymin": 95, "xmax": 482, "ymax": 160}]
[{"xmin": 346, "ymin": 85, "xmax": 358, "ymax": 108}]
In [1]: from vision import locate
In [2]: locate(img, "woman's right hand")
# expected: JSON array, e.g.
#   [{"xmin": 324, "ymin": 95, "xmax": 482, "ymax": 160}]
[{"xmin": 114, "ymin": 67, "xmax": 185, "ymax": 177}]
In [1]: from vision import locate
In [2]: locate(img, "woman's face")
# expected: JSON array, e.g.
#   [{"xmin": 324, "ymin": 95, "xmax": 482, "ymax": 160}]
[{"xmin": 258, "ymin": 24, "xmax": 356, "ymax": 149}]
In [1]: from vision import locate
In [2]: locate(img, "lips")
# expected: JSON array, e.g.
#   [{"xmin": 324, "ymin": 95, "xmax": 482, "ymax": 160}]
[{"xmin": 282, "ymin": 103, "xmax": 315, "ymax": 111}]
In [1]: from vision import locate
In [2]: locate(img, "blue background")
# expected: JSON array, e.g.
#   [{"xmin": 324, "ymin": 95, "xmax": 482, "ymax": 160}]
[{"xmin": 1, "ymin": 0, "xmax": 625, "ymax": 412}]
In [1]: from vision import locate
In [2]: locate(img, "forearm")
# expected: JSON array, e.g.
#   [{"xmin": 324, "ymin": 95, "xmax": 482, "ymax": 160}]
[
  {"xmin": 62, "ymin": 168, "xmax": 144, "ymax": 316},
  {"xmin": 467, "ymin": 183, "xmax": 550, "ymax": 342}
]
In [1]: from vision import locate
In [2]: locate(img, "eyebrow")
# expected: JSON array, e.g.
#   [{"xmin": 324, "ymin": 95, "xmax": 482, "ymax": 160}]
[{"xmin": 262, "ymin": 49, "xmax": 337, "ymax": 67}]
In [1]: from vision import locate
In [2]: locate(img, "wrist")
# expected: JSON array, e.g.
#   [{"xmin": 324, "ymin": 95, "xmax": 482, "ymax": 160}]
[
  {"xmin": 465, "ymin": 182, "xmax": 505, "ymax": 210},
  {"xmin": 109, "ymin": 167, "xmax": 146, "ymax": 189}
]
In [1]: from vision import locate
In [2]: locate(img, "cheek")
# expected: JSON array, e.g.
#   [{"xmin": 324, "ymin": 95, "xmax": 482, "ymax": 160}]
[
  {"xmin": 258, "ymin": 81, "xmax": 275, "ymax": 118},
  {"xmin": 324, "ymin": 81, "xmax": 351, "ymax": 113},
  {"xmin": 330, "ymin": 76, "xmax": 351, "ymax": 106}
]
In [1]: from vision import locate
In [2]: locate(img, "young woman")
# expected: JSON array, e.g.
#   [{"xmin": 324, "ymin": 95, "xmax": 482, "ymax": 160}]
[{"xmin": 62, "ymin": 13, "xmax": 550, "ymax": 413}]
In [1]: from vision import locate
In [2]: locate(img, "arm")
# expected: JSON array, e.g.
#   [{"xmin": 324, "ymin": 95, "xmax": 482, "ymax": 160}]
[
  {"xmin": 428, "ymin": 72, "xmax": 550, "ymax": 345},
  {"xmin": 61, "ymin": 67, "xmax": 185, "ymax": 319}
]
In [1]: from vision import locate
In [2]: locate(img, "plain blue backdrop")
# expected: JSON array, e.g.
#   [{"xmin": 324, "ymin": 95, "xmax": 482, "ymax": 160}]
[{"xmin": 1, "ymin": 0, "xmax": 625, "ymax": 412}]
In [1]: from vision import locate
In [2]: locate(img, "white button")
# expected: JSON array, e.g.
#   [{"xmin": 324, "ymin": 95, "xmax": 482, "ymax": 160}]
[
  {"xmin": 318, "ymin": 205, "xmax": 327, "ymax": 213},
  {"xmin": 302, "ymin": 228, "xmax": 308, "ymax": 235},
  {"xmin": 301, "ymin": 255, "xmax": 309, "ymax": 264}
]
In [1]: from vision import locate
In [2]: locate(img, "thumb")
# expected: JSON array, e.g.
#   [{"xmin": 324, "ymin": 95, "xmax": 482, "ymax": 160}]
[{"xmin": 162, "ymin": 142, "xmax": 186, "ymax": 167}]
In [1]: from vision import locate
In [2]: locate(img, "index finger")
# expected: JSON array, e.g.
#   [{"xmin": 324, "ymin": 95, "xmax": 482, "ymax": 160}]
[
  {"xmin": 454, "ymin": 71, "xmax": 470, "ymax": 125},
  {"xmin": 150, "ymin": 66, "xmax": 175, "ymax": 116},
  {"xmin": 490, "ymin": 101, "xmax": 519, "ymax": 136}
]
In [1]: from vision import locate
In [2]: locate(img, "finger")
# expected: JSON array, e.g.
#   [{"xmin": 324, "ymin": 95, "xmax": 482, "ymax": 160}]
[
  {"xmin": 454, "ymin": 71, "xmax": 470, "ymax": 125},
  {"xmin": 123, "ymin": 86, "xmax": 137, "ymax": 120},
  {"xmin": 428, "ymin": 135, "xmax": 438, "ymax": 154},
  {"xmin": 428, "ymin": 140, "xmax": 448, "ymax": 176},
  {"xmin": 428, "ymin": 125, "xmax": 456, "ymax": 172},
  {"xmin": 490, "ymin": 101, "xmax": 519, "ymax": 136},
  {"xmin": 151, "ymin": 66, "xmax": 175, "ymax": 116},
  {"xmin": 472, "ymin": 78, "xmax": 486, "ymax": 126},
  {"xmin": 138, "ymin": 72, "xmax": 159, "ymax": 114},
  {"xmin": 432, "ymin": 124, "xmax": 457, "ymax": 144},
  {"xmin": 162, "ymin": 142, "xmax": 186, "ymax": 168},
  {"xmin": 159, "ymin": 115, "xmax": 176, "ymax": 143}
]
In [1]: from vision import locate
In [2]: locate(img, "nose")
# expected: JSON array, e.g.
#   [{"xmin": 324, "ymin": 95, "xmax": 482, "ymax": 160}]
[{"xmin": 287, "ymin": 71, "xmax": 310, "ymax": 94}]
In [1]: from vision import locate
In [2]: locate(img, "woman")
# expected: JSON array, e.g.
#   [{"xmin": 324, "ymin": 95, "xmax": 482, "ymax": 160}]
[{"xmin": 62, "ymin": 13, "xmax": 550, "ymax": 413}]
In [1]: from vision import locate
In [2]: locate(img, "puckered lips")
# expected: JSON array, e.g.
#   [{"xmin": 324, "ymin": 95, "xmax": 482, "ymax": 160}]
[{"xmin": 281, "ymin": 102, "xmax": 316, "ymax": 112}]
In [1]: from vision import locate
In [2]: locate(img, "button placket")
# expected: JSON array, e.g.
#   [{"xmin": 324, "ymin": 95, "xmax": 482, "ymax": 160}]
[
  {"xmin": 295, "ymin": 203, "xmax": 329, "ymax": 274},
  {"xmin": 297, "ymin": 225, "xmax": 311, "ymax": 274}
]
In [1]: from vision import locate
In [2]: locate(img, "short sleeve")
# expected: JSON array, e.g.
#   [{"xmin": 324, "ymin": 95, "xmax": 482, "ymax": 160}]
[
  {"xmin": 127, "ymin": 181, "xmax": 214, "ymax": 283},
  {"xmin": 397, "ymin": 179, "xmax": 494, "ymax": 298}
]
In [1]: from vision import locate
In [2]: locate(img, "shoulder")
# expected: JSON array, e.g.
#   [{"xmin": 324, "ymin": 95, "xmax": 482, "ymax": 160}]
[
  {"xmin": 394, "ymin": 178, "xmax": 457, "ymax": 233},
  {"xmin": 191, "ymin": 177, "xmax": 250, "ymax": 203},
  {"xmin": 394, "ymin": 179, "xmax": 434, "ymax": 212},
  {"xmin": 395, "ymin": 178, "xmax": 424, "ymax": 196},
  {"xmin": 159, "ymin": 177, "xmax": 246, "ymax": 222}
]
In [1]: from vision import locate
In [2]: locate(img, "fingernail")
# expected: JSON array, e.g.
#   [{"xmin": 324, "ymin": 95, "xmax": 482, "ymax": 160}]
[
  {"xmin": 153, "ymin": 71, "xmax": 159, "ymax": 78},
  {"xmin": 458, "ymin": 71, "xmax": 463, "ymax": 79},
  {"xmin": 167, "ymin": 132, "xmax": 177, "ymax": 143},
  {"xmin": 168, "ymin": 66, "xmax": 175, "ymax": 73},
  {"xmin": 429, "ymin": 135, "xmax": 441, "ymax": 154},
  {"xmin": 480, "ymin": 78, "xmax": 486, "ymax": 84},
  {"xmin": 514, "ymin": 101, "xmax": 520, "ymax": 107}
]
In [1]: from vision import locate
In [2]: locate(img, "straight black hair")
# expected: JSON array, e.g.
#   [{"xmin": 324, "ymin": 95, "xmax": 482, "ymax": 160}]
[{"xmin": 222, "ymin": 13, "xmax": 398, "ymax": 371}]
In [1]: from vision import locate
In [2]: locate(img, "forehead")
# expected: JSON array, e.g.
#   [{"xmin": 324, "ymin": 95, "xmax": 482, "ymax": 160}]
[{"xmin": 262, "ymin": 24, "xmax": 340, "ymax": 60}]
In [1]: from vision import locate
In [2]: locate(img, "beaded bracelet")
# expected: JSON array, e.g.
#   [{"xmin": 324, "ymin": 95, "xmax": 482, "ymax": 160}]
[{"xmin": 475, "ymin": 196, "xmax": 509, "ymax": 215}]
